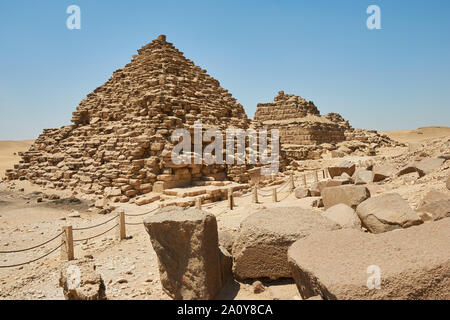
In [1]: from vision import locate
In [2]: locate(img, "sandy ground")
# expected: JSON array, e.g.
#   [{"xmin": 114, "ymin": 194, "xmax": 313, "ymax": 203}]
[
  {"xmin": 0, "ymin": 127, "xmax": 449, "ymax": 300},
  {"xmin": 0, "ymin": 140, "xmax": 34, "ymax": 179},
  {"xmin": 381, "ymin": 126, "xmax": 450, "ymax": 143}
]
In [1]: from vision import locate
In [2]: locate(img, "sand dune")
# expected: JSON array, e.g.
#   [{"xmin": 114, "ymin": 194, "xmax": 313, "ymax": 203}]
[
  {"xmin": 381, "ymin": 126, "xmax": 450, "ymax": 143},
  {"xmin": 0, "ymin": 140, "xmax": 34, "ymax": 178}
]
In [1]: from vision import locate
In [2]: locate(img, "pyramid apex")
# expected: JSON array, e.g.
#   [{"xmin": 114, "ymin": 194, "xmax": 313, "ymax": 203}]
[{"xmin": 157, "ymin": 34, "xmax": 167, "ymax": 42}]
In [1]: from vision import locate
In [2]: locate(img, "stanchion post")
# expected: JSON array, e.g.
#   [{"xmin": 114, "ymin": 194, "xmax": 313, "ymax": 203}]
[
  {"xmin": 289, "ymin": 174, "xmax": 295, "ymax": 191},
  {"xmin": 303, "ymin": 174, "xmax": 307, "ymax": 187},
  {"xmin": 252, "ymin": 186, "xmax": 258, "ymax": 203},
  {"xmin": 322, "ymin": 169, "xmax": 326, "ymax": 179},
  {"xmin": 196, "ymin": 197, "xmax": 202, "ymax": 210},
  {"xmin": 61, "ymin": 225, "xmax": 74, "ymax": 261},
  {"xmin": 272, "ymin": 188, "xmax": 277, "ymax": 203},
  {"xmin": 118, "ymin": 211, "xmax": 126, "ymax": 240},
  {"xmin": 314, "ymin": 171, "xmax": 319, "ymax": 182},
  {"xmin": 228, "ymin": 189, "xmax": 234, "ymax": 210}
]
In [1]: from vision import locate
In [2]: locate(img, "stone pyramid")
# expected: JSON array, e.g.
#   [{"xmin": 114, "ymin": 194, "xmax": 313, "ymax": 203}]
[{"xmin": 6, "ymin": 35, "xmax": 251, "ymax": 202}]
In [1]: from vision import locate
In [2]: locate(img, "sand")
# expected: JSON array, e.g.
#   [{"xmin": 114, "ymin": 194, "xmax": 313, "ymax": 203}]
[
  {"xmin": 381, "ymin": 126, "xmax": 450, "ymax": 143},
  {"xmin": 0, "ymin": 140, "xmax": 34, "ymax": 179}
]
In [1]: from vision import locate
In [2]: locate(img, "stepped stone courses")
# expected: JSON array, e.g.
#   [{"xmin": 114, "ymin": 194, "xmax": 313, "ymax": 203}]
[
  {"xmin": 253, "ymin": 91, "xmax": 401, "ymax": 162},
  {"xmin": 6, "ymin": 35, "xmax": 254, "ymax": 201}
]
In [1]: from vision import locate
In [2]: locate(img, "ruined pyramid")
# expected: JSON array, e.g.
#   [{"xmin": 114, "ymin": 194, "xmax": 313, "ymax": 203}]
[{"xmin": 6, "ymin": 35, "xmax": 251, "ymax": 202}]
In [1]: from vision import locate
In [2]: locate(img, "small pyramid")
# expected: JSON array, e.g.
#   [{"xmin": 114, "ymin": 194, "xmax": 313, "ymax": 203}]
[{"xmin": 7, "ymin": 35, "xmax": 251, "ymax": 200}]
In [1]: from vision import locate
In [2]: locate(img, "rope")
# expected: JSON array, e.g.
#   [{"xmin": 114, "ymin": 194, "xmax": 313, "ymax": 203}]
[
  {"xmin": 124, "ymin": 207, "xmax": 159, "ymax": 217},
  {"xmin": 125, "ymin": 221, "xmax": 143, "ymax": 226},
  {"xmin": 73, "ymin": 223, "xmax": 118, "ymax": 242},
  {"xmin": 0, "ymin": 243, "xmax": 63, "ymax": 268},
  {"xmin": 0, "ymin": 231, "xmax": 64, "ymax": 254},
  {"xmin": 72, "ymin": 215, "xmax": 118, "ymax": 231}
]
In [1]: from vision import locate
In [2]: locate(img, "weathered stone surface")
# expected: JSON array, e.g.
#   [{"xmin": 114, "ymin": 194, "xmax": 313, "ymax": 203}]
[
  {"xmin": 417, "ymin": 199, "xmax": 450, "ymax": 221},
  {"xmin": 415, "ymin": 158, "xmax": 445, "ymax": 175},
  {"xmin": 321, "ymin": 185, "xmax": 371, "ymax": 210},
  {"xmin": 372, "ymin": 164, "xmax": 397, "ymax": 182},
  {"xmin": 59, "ymin": 260, "xmax": 106, "ymax": 300},
  {"xmin": 352, "ymin": 168, "xmax": 372, "ymax": 185},
  {"xmin": 310, "ymin": 179, "xmax": 344, "ymax": 196},
  {"xmin": 327, "ymin": 161, "xmax": 356, "ymax": 178},
  {"xmin": 218, "ymin": 229, "xmax": 236, "ymax": 254},
  {"xmin": 232, "ymin": 207, "xmax": 340, "ymax": 280},
  {"xmin": 356, "ymin": 193, "xmax": 423, "ymax": 233},
  {"xmin": 322, "ymin": 204, "xmax": 362, "ymax": 229},
  {"xmin": 447, "ymin": 175, "xmax": 450, "ymax": 190},
  {"xmin": 288, "ymin": 219, "xmax": 450, "ymax": 300},
  {"xmin": 144, "ymin": 208, "xmax": 224, "ymax": 300},
  {"xmin": 418, "ymin": 189, "xmax": 450, "ymax": 208},
  {"xmin": 397, "ymin": 163, "xmax": 424, "ymax": 177},
  {"xmin": 294, "ymin": 188, "xmax": 310, "ymax": 199}
]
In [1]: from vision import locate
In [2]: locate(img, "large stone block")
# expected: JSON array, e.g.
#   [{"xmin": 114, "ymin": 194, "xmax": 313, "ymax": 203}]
[
  {"xmin": 144, "ymin": 208, "xmax": 225, "ymax": 300},
  {"xmin": 232, "ymin": 207, "xmax": 340, "ymax": 280},
  {"xmin": 59, "ymin": 260, "xmax": 107, "ymax": 300},
  {"xmin": 288, "ymin": 219, "xmax": 450, "ymax": 300},
  {"xmin": 321, "ymin": 185, "xmax": 371, "ymax": 210},
  {"xmin": 356, "ymin": 193, "xmax": 422, "ymax": 234},
  {"xmin": 322, "ymin": 203, "xmax": 362, "ymax": 229},
  {"xmin": 327, "ymin": 161, "xmax": 355, "ymax": 178}
]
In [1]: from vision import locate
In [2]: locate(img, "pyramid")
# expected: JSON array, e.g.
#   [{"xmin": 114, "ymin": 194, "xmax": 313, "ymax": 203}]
[{"xmin": 6, "ymin": 35, "xmax": 251, "ymax": 201}]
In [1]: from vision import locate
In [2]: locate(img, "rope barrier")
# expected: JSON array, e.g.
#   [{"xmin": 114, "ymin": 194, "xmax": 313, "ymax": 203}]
[
  {"xmin": 0, "ymin": 231, "xmax": 64, "ymax": 254},
  {"xmin": 73, "ymin": 223, "xmax": 119, "ymax": 242},
  {"xmin": 124, "ymin": 207, "xmax": 159, "ymax": 217},
  {"xmin": 0, "ymin": 243, "xmax": 63, "ymax": 269},
  {"xmin": 72, "ymin": 214, "xmax": 118, "ymax": 231},
  {"xmin": 125, "ymin": 221, "xmax": 144, "ymax": 226}
]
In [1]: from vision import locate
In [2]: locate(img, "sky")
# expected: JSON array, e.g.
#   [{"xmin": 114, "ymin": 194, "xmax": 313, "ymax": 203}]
[{"xmin": 0, "ymin": 0, "xmax": 449, "ymax": 140}]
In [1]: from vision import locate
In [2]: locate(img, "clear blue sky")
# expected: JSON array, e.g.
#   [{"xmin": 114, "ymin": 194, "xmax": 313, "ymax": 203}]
[{"xmin": 1, "ymin": 0, "xmax": 449, "ymax": 140}]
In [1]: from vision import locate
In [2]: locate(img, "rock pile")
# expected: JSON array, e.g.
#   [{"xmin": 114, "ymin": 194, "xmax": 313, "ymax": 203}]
[
  {"xmin": 253, "ymin": 91, "xmax": 401, "ymax": 163},
  {"xmin": 6, "ymin": 35, "xmax": 254, "ymax": 202}
]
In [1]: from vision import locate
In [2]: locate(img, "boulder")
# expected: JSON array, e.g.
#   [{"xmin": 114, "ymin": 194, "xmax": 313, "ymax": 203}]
[
  {"xmin": 232, "ymin": 207, "xmax": 340, "ymax": 280},
  {"xmin": 218, "ymin": 229, "xmax": 236, "ymax": 254},
  {"xmin": 415, "ymin": 158, "xmax": 445, "ymax": 175},
  {"xmin": 397, "ymin": 163, "xmax": 424, "ymax": 177},
  {"xmin": 310, "ymin": 179, "xmax": 345, "ymax": 196},
  {"xmin": 288, "ymin": 219, "xmax": 450, "ymax": 300},
  {"xmin": 417, "ymin": 199, "xmax": 450, "ymax": 221},
  {"xmin": 356, "ymin": 193, "xmax": 423, "ymax": 233},
  {"xmin": 144, "ymin": 208, "xmax": 225, "ymax": 300},
  {"xmin": 294, "ymin": 188, "xmax": 311, "ymax": 199},
  {"xmin": 418, "ymin": 189, "xmax": 450, "ymax": 208},
  {"xmin": 372, "ymin": 164, "xmax": 396, "ymax": 182},
  {"xmin": 322, "ymin": 204, "xmax": 362, "ymax": 229},
  {"xmin": 59, "ymin": 260, "xmax": 106, "ymax": 300},
  {"xmin": 352, "ymin": 168, "xmax": 372, "ymax": 185},
  {"xmin": 321, "ymin": 185, "xmax": 371, "ymax": 210},
  {"xmin": 327, "ymin": 161, "xmax": 356, "ymax": 178}
]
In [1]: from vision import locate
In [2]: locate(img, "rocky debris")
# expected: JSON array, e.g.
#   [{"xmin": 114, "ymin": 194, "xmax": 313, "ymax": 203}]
[
  {"xmin": 294, "ymin": 188, "xmax": 310, "ymax": 199},
  {"xmin": 415, "ymin": 158, "xmax": 445, "ymax": 175},
  {"xmin": 417, "ymin": 200, "xmax": 450, "ymax": 221},
  {"xmin": 322, "ymin": 204, "xmax": 362, "ymax": 229},
  {"xmin": 418, "ymin": 189, "xmax": 450, "ymax": 208},
  {"xmin": 232, "ymin": 207, "xmax": 340, "ymax": 280},
  {"xmin": 327, "ymin": 161, "xmax": 356, "ymax": 178},
  {"xmin": 352, "ymin": 168, "xmax": 372, "ymax": 185},
  {"xmin": 6, "ymin": 35, "xmax": 253, "ymax": 201},
  {"xmin": 288, "ymin": 219, "xmax": 450, "ymax": 300},
  {"xmin": 310, "ymin": 179, "xmax": 345, "ymax": 196},
  {"xmin": 397, "ymin": 163, "xmax": 424, "ymax": 177},
  {"xmin": 143, "ymin": 208, "xmax": 226, "ymax": 300},
  {"xmin": 321, "ymin": 185, "xmax": 371, "ymax": 210},
  {"xmin": 372, "ymin": 164, "xmax": 397, "ymax": 182},
  {"xmin": 356, "ymin": 193, "xmax": 423, "ymax": 233},
  {"xmin": 252, "ymin": 281, "xmax": 265, "ymax": 294},
  {"xmin": 59, "ymin": 260, "xmax": 107, "ymax": 300}
]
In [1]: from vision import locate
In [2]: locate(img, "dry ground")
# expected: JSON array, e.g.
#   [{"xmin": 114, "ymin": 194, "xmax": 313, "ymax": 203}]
[{"xmin": 0, "ymin": 126, "xmax": 449, "ymax": 300}]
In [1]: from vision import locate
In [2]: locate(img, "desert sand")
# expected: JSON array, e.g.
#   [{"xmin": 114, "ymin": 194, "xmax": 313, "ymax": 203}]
[
  {"xmin": 0, "ymin": 140, "xmax": 34, "ymax": 179},
  {"xmin": 381, "ymin": 126, "xmax": 450, "ymax": 143}
]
